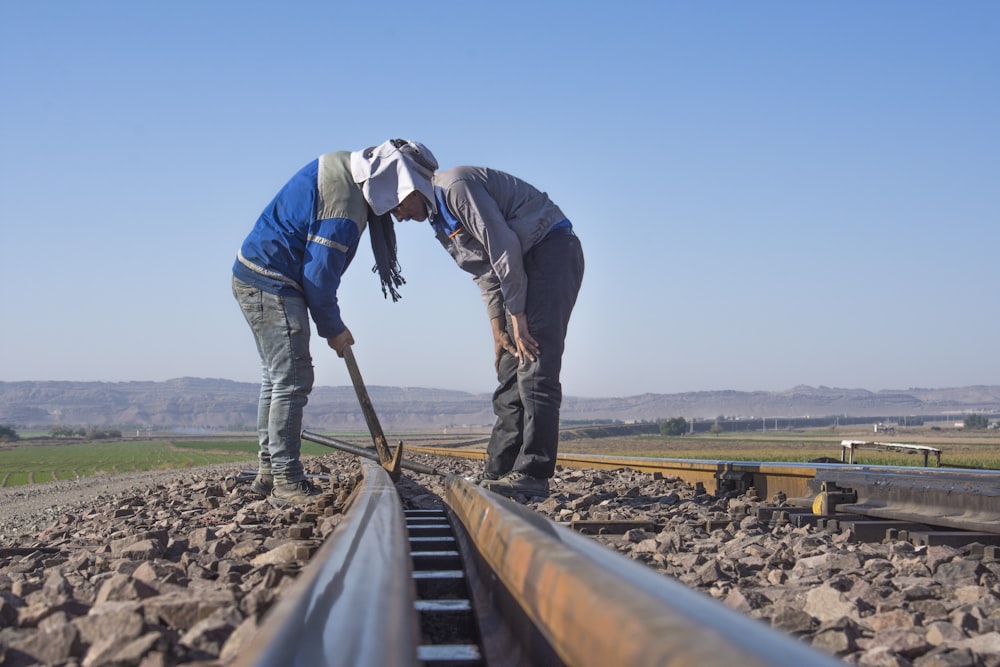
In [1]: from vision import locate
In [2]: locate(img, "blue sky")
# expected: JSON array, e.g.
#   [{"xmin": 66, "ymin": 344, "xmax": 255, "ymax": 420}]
[{"xmin": 1, "ymin": 2, "xmax": 997, "ymax": 398}]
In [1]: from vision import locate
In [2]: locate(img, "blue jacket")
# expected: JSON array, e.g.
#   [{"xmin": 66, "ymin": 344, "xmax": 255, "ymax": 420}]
[{"xmin": 233, "ymin": 151, "xmax": 370, "ymax": 338}]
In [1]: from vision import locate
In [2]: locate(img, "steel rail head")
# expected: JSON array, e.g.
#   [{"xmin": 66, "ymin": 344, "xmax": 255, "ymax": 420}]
[
  {"xmin": 230, "ymin": 458, "xmax": 420, "ymax": 667},
  {"xmin": 812, "ymin": 466, "xmax": 1000, "ymax": 534},
  {"xmin": 444, "ymin": 476, "xmax": 843, "ymax": 667},
  {"xmin": 408, "ymin": 445, "xmax": 823, "ymax": 498}
]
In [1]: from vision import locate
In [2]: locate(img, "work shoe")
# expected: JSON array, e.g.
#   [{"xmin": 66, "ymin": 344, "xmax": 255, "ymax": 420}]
[
  {"xmin": 268, "ymin": 479, "xmax": 322, "ymax": 508},
  {"xmin": 481, "ymin": 471, "xmax": 550, "ymax": 498},
  {"xmin": 250, "ymin": 473, "xmax": 273, "ymax": 496},
  {"xmin": 463, "ymin": 471, "xmax": 502, "ymax": 486}
]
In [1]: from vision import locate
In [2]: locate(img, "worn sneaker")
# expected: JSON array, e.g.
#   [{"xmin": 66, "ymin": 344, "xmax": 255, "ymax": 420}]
[
  {"xmin": 250, "ymin": 473, "xmax": 273, "ymax": 496},
  {"xmin": 268, "ymin": 479, "xmax": 322, "ymax": 508},
  {"xmin": 481, "ymin": 471, "xmax": 550, "ymax": 497},
  {"xmin": 463, "ymin": 471, "xmax": 502, "ymax": 486}
]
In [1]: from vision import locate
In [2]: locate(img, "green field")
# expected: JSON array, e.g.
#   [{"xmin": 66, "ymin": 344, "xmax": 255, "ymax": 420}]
[
  {"xmin": 0, "ymin": 439, "xmax": 242, "ymax": 487},
  {"xmin": 0, "ymin": 436, "xmax": 371, "ymax": 488}
]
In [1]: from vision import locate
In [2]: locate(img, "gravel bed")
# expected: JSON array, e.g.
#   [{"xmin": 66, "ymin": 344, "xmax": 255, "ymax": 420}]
[
  {"xmin": 0, "ymin": 467, "xmax": 246, "ymax": 545},
  {"xmin": 0, "ymin": 453, "xmax": 998, "ymax": 666}
]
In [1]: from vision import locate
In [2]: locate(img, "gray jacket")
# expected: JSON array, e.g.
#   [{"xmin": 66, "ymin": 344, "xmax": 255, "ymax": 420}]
[{"xmin": 430, "ymin": 166, "xmax": 567, "ymax": 319}]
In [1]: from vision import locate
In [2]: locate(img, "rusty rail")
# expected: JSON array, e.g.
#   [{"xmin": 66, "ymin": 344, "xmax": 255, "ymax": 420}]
[
  {"xmin": 408, "ymin": 445, "xmax": 820, "ymax": 499},
  {"xmin": 410, "ymin": 446, "xmax": 1000, "ymax": 535},
  {"xmin": 232, "ymin": 456, "xmax": 844, "ymax": 666},
  {"xmin": 411, "ymin": 443, "xmax": 1000, "ymax": 541},
  {"xmin": 446, "ymin": 477, "xmax": 842, "ymax": 667}
]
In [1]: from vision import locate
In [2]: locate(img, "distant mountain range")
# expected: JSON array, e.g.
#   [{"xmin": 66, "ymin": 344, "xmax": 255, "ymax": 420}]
[{"xmin": 2, "ymin": 379, "xmax": 999, "ymax": 431}]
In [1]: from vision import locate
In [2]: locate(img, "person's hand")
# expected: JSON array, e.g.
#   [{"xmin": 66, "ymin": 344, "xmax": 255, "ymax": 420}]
[
  {"xmin": 493, "ymin": 329, "xmax": 516, "ymax": 372},
  {"xmin": 490, "ymin": 316, "xmax": 517, "ymax": 371},
  {"xmin": 327, "ymin": 328, "xmax": 355, "ymax": 358},
  {"xmin": 509, "ymin": 312, "xmax": 538, "ymax": 363}
]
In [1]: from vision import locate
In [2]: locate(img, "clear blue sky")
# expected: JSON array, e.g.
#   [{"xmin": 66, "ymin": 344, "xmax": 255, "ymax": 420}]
[{"xmin": 1, "ymin": 2, "xmax": 997, "ymax": 398}]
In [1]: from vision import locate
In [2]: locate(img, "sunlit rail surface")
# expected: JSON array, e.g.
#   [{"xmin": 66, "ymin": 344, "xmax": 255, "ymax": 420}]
[
  {"xmin": 233, "ymin": 457, "xmax": 842, "ymax": 666},
  {"xmin": 232, "ymin": 446, "xmax": 1000, "ymax": 666},
  {"xmin": 231, "ymin": 458, "xmax": 419, "ymax": 667}
]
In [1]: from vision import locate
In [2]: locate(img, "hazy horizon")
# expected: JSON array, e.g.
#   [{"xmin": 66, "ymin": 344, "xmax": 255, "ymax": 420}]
[{"xmin": 3, "ymin": 376, "xmax": 998, "ymax": 401}]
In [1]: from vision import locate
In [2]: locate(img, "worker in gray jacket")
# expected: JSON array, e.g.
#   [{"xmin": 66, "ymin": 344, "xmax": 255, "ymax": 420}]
[{"xmin": 392, "ymin": 166, "xmax": 584, "ymax": 497}]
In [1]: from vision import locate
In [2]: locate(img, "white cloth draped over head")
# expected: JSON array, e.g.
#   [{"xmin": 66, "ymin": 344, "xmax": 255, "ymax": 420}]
[{"xmin": 350, "ymin": 139, "xmax": 438, "ymax": 216}]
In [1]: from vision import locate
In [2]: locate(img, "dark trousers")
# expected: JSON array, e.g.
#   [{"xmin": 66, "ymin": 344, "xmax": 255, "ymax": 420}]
[{"xmin": 485, "ymin": 230, "xmax": 584, "ymax": 479}]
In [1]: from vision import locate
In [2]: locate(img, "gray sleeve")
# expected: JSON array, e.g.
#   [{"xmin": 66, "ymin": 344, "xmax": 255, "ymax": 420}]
[
  {"xmin": 446, "ymin": 180, "xmax": 529, "ymax": 315},
  {"xmin": 473, "ymin": 272, "xmax": 505, "ymax": 320}
]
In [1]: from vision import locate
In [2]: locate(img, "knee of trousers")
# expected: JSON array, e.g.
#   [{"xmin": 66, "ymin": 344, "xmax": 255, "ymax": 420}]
[{"xmin": 281, "ymin": 358, "xmax": 315, "ymax": 396}]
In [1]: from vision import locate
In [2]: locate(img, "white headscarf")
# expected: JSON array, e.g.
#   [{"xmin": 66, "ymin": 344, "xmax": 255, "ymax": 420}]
[{"xmin": 350, "ymin": 139, "xmax": 438, "ymax": 216}]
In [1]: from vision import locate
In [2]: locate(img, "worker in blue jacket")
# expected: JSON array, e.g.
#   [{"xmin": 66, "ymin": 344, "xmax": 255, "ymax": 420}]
[{"xmin": 233, "ymin": 139, "xmax": 438, "ymax": 507}]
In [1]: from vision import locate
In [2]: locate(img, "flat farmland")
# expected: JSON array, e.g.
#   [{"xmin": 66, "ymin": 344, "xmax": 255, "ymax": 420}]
[
  {"xmin": 0, "ymin": 433, "xmax": 401, "ymax": 487},
  {"xmin": 557, "ymin": 426, "xmax": 1000, "ymax": 469},
  {"xmin": 0, "ymin": 439, "xmax": 256, "ymax": 487}
]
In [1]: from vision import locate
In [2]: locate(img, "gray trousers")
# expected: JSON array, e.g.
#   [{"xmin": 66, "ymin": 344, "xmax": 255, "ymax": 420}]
[{"xmin": 484, "ymin": 230, "xmax": 584, "ymax": 479}]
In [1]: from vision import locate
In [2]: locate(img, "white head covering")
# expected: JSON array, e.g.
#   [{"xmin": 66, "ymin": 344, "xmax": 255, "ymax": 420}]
[{"xmin": 350, "ymin": 139, "xmax": 438, "ymax": 216}]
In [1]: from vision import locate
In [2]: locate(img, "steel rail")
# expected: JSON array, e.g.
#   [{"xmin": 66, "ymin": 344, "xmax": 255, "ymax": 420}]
[
  {"xmin": 230, "ymin": 456, "xmax": 841, "ymax": 666},
  {"xmin": 411, "ymin": 445, "xmax": 1000, "ymax": 533},
  {"xmin": 230, "ymin": 457, "xmax": 421, "ymax": 667},
  {"xmin": 556, "ymin": 453, "xmax": 822, "ymax": 499},
  {"xmin": 812, "ymin": 465, "xmax": 1000, "ymax": 534},
  {"xmin": 446, "ymin": 477, "xmax": 843, "ymax": 667},
  {"xmin": 303, "ymin": 429, "xmax": 445, "ymax": 476},
  {"xmin": 231, "ymin": 447, "xmax": 998, "ymax": 666},
  {"xmin": 408, "ymin": 445, "xmax": 820, "ymax": 498}
]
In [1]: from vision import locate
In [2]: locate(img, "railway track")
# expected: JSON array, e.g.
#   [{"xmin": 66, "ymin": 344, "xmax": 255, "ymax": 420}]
[
  {"xmin": 3, "ymin": 442, "xmax": 998, "ymax": 665},
  {"xmin": 232, "ymin": 457, "xmax": 844, "ymax": 667},
  {"xmin": 229, "ymin": 442, "xmax": 1000, "ymax": 666},
  {"xmin": 410, "ymin": 445, "xmax": 1000, "ymax": 547}
]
